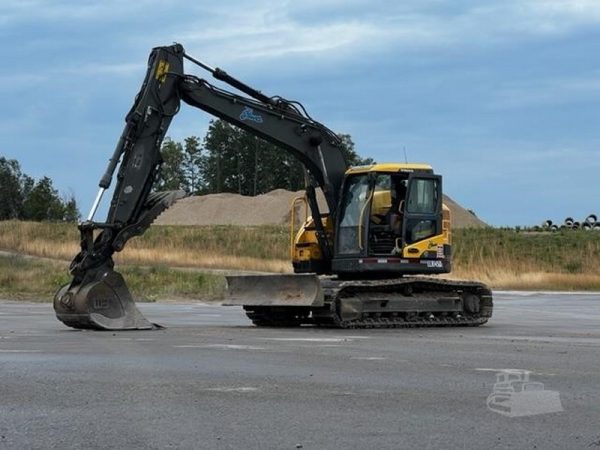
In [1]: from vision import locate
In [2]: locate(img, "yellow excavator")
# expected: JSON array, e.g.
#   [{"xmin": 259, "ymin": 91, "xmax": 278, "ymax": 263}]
[{"xmin": 54, "ymin": 44, "xmax": 493, "ymax": 330}]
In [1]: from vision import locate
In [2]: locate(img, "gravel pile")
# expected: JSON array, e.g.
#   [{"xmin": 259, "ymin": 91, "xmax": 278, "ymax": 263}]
[{"xmin": 155, "ymin": 189, "xmax": 487, "ymax": 228}]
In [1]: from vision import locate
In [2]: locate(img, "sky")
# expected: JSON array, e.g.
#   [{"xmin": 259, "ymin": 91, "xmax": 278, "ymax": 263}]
[{"xmin": 1, "ymin": 0, "xmax": 599, "ymax": 226}]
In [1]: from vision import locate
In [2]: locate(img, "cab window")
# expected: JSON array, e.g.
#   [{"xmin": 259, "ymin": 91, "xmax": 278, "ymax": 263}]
[{"xmin": 406, "ymin": 179, "xmax": 438, "ymax": 214}]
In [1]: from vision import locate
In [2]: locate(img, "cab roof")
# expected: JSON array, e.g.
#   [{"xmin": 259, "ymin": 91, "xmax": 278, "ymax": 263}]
[{"xmin": 346, "ymin": 163, "xmax": 433, "ymax": 175}]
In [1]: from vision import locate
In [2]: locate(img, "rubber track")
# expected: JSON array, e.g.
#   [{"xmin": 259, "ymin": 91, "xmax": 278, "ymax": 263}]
[{"xmin": 318, "ymin": 277, "xmax": 492, "ymax": 328}]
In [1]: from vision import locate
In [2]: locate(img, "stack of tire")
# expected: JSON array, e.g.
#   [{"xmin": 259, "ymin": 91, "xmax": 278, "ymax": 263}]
[{"xmin": 541, "ymin": 214, "xmax": 600, "ymax": 231}]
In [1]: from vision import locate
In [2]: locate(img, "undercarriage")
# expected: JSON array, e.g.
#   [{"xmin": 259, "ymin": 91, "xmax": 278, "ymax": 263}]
[{"xmin": 237, "ymin": 276, "xmax": 493, "ymax": 328}]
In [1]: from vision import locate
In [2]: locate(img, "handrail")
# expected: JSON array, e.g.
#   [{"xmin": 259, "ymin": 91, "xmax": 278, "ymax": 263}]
[
  {"xmin": 358, "ymin": 189, "xmax": 374, "ymax": 250},
  {"xmin": 290, "ymin": 195, "xmax": 308, "ymax": 259}
]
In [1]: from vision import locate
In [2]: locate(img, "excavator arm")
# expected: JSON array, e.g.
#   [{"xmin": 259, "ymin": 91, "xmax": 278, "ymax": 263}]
[
  {"xmin": 70, "ymin": 45, "xmax": 186, "ymax": 281},
  {"xmin": 54, "ymin": 44, "xmax": 347, "ymax": 330}
]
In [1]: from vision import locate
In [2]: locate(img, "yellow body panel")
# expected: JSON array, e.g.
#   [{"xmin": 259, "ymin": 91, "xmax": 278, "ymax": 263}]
[
  {"xmin": 346, "ymin": 163, "xmax": 433, "ymax": 175},
  {"xmin": 292, "ymin": 215, "xmax": 332, "ymax": 263},
  {"xmin": 402, "ymin": 204, "xmax": 451, "ymax": 258},
  {"xmin": 402, "ymin": 232, "xmax": 446, "ymax": 258},
  {"xmin": 290, "ymin": 194, "xmax": 332, "ymax": 263},
  {"xmin": 442, "ymin": 203, "xmax": 451, "ymax": 244}
]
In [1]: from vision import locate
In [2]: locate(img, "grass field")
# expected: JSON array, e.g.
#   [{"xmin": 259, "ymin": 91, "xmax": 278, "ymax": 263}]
[
  {"xmin": 450, "ymin": 228, "xmax": 600, "ymax": 290},
  {"xmin": 0, "ymin": 220, "xmax": 599, "ymax": 300},
  {"xmin": 0, "ymin": 221, "xmax": 290, "ymax": 272},
  {"xmin": 0, "ymin": 253, "xmax": 225, "ymax": 301}
]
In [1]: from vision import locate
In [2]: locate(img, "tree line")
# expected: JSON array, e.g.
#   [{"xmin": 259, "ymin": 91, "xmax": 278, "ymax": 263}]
[
  {"xmin": 0, "ymin": 157, "xmax": 79, "ymax": 222},
  {"xmin": 155, "ymin": 119, "xmax": 374, "ymax": 196}
]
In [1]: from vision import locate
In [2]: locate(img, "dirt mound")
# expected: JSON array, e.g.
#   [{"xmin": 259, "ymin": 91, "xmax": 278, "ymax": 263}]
[
  {"xmin": 155, "ymin": 189, "xmax": 487, "ymax": 228},
  {"xmin": 154, "ymin": 189, "xmax": 300, "ymax": 226},
  {"xmin": 442, "ymin": 195, "xmax": 487, "ymax": 229}
]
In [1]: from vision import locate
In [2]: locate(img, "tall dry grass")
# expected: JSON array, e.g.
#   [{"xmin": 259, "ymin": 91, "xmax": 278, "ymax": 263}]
[
  {"xmin": 0, "ymin": 221, "xmax": 291, "ymax": 273},
  {"xmin": 1, "ymin": 221, "xmax": 599, "ymax": 290},
  {"xmin": 0, "ymin": 220, "xmax": 78, "ymax": 260},
  {"xmin": 451, "ymin": 228, "xmax": 600, "ymax": 289},
  {"xmin": 123, "ymin": 225, "xmax": 290, "ymax": 272}
]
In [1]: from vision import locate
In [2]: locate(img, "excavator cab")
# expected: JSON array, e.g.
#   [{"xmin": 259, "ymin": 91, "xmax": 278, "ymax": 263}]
[
  {"xmin": 296, "ymin": 164, "xmax": 446, "ymax": 277},
  {"xmin": 335, "ymin": 169, "xmax": 412, "ymax": 257}
]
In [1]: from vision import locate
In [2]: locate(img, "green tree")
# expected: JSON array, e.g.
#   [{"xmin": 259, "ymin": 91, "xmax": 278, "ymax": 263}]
[
  {"xmin": 22, "ymin": 176, "xmax": 65, "ymax": 221},
  {"xmin": 156, "ymin": 138, "xmax": 185, "ymax": 191},
  {"xmin": 202, "ymin": 120, "xmax": 309, "ymax": 194},
  {"xmin": 182, "ymin": 136, "xmax": 204, "ymax": 194},
  {"xmin": 0, "ymin": 157, "xmax": 30, "ymax": 219},
  {"xmin": 201, "ymin": 120, "xmax": 238, "ymax": 194},
  {"xmin": 1, "ymin": 157, "xmax": 81, "ymax": 222},
  {"xmin": 62, "ymin": 191, "xmax": 80, "ymax": 222}
]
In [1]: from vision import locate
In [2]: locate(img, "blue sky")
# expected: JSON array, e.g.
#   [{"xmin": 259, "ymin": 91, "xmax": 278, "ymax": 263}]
[{"xmin": 1, "ymin": 0, "xmax": 599, "ymax": 226}]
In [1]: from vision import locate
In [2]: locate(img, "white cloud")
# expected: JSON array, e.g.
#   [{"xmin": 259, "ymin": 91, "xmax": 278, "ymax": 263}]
[
  {"xmin": 5, "ymin": 1, "xmax": 600, "ymax": 65},
  {"xmin": 182, "ymin": 17, "xmax": 385, "ymax": 63},
  {"xmin": 171, "ymin": 0, "xmax": 600, "ymax": 66}
]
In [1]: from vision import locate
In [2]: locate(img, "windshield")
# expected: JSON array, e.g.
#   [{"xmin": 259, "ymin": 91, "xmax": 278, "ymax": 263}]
[{"xmin": 339, "ymin": 175, "xmax": 370, "ymax": 227}]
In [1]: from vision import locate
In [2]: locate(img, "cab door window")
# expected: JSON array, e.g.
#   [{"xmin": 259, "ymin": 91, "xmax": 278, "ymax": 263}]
[
  {"xmin": 406, "ymin": 178, "xmax": 438, "ymax": 214},
  {"xmin": 404, "ymin": 177, "xmax": 441, "ymax": 244}
]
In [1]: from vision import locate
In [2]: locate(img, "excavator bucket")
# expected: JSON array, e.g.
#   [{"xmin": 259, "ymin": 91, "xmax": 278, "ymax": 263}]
[
  {"xmin": 224, "ymin": 274, "xmax": 325, "ymax": 307},
  {"xmin": 54, "ymin": 267, "xmax": 155, "ymax": 330},
  {"xmin": 53, "ymin": 189, "xmax": 186, "ymax": 330}
]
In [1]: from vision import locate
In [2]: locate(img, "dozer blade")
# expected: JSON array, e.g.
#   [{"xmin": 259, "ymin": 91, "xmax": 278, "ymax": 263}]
[
  {"xmin": 54, "ymin": 267, "xmax": 155, "ymax": 330},
  {"xmin": 224, "ymin": 274, "xmax": 324, "ymax": 307}
]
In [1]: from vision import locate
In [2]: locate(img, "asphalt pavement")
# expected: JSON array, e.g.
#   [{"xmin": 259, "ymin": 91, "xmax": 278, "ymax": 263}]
[{"xmin": 1, "ymin": 292, "xmax": 599, "ymax": 449}]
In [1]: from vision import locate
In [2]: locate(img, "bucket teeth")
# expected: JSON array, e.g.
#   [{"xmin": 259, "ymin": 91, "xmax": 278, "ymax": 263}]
[{"xmin": 54, "ymin": 267, "xmax": 155, "ymax": 331}]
